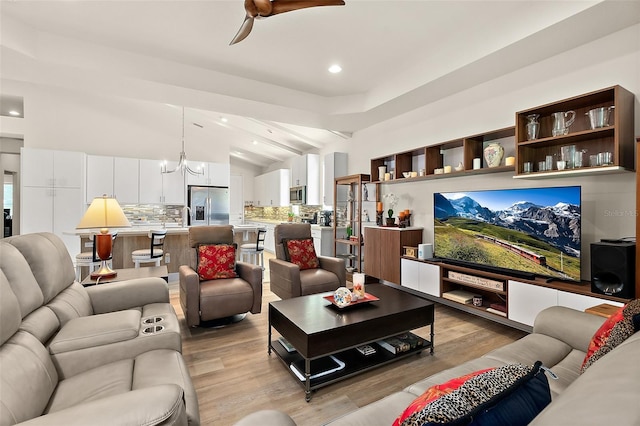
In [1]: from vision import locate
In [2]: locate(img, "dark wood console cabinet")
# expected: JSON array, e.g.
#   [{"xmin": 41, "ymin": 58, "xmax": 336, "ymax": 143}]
[{"xmin": 365, "ymin": 227, "xmax": 422, "ymax": 284}]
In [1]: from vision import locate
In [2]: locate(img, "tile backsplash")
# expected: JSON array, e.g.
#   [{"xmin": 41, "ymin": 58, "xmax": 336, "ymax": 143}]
[{"xmin": 121, "ymin": 204, "xmax": 183, "ymax": 224}]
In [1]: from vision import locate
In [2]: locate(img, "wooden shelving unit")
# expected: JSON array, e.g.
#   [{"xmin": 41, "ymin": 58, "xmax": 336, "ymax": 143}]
[
  {"xmin": 370, "ymin": 126, "xmax": 515, "ymax": 183},
  {"xmin": 514, "ymin": 85, "xmax": 635, "ymax": 178}
]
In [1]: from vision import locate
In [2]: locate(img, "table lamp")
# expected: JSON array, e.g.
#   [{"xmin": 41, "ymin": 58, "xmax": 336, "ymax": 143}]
[{"xmin": 76, "ymin": 195, "xmax": 131, "ymax": 279}]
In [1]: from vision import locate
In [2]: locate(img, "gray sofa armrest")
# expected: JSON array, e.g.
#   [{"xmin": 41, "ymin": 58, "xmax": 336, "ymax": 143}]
[
  {"xmin": 269, "ymin": 258, "xmax": 302, "ymax": 299},
  {"xmin": 179, "ymin": 265, "xmax": 201, "ymax": 327},
  {"xmin": 85, "ymin": 278, "xmax": 169, "ymax": 314},
  {"xmin": 18, "ymin": 385, "xmax": 187, "ymax": 426},
  {"xmin": 236, "ymin": 261, "xmax": 263, "ymax": 314},
  {"xmin": 318, "ymin": 256, "xmax": 346, "ymax": 285},
  {"xmin": 533, "ymin": 305, "xmax": 606, "ymax": 352}
]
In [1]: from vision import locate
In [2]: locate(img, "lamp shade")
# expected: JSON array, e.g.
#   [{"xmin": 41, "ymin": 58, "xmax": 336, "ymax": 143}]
[{"xmin": 76, "ymin": 196, "xmax": 131, "ymax": 230}]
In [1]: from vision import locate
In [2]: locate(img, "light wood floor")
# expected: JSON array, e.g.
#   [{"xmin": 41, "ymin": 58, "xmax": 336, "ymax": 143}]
[{"xmin": 169, "ymin": 253, "xmax": 526, "ymax": 425}]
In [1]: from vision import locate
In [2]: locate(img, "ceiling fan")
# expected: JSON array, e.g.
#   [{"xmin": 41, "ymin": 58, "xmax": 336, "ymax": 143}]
[{"xmin": 230, "ymin": 0, "xmax": 346, "ymax": 45}]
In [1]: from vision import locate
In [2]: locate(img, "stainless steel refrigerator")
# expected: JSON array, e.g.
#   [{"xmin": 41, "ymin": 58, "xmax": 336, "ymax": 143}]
[{"xmin": 187, "ymin": 185, "xmax": 229, "ymax": 226}]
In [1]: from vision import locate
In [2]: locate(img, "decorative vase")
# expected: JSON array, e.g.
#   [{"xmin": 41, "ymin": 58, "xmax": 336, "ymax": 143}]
[
  {"xmin": 378, "ymin": 165, "xmax": 387, "ymax": 181},
  {"xmin": 483, "ymin": 143, "xmax": 504, "ymax": 168}
]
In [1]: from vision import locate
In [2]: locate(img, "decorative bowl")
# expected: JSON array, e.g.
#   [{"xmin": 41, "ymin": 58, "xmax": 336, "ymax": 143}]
[
  {"xmin": 402, "ymin": 171, "xmax": 411, "ymax": 178},
  {"xmin": 333, "ymin": 287, "xmax": 353, "ymax": 307}
]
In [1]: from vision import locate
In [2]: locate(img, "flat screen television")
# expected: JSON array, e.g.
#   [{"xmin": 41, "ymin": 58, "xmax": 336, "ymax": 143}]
[{"xmin": 434, "ymin": 186, "xmax": 581, "ymax": 282}]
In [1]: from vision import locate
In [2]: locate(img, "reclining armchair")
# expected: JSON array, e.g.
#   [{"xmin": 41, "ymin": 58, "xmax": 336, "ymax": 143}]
[
  {"xmin": 179, "ymin": 225, "xmax": 263, "ymax": 327},
  {"xmin": 269, "ymin": 223, "xmax": 346, "ymax": 299}
]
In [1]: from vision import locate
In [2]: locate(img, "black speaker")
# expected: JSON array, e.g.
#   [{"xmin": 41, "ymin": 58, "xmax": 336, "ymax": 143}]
[{"xmin": 590, "ymin": 242, "xmax": 635, "ymax": 299}]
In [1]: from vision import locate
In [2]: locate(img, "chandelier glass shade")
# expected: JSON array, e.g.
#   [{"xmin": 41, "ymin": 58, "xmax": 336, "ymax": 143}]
[{"xmin": 162, "ymin": 107, "xmax": 204, "ymax": 176}]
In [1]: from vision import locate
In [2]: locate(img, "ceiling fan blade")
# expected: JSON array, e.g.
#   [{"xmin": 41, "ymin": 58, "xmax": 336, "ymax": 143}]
[
  {"xmin": 229, "ymin": 15, "xmax": 255, "ymax": 45},
  {"xmin": 270, "ymin": 0, "xmax": 345, "ymax": 16}
]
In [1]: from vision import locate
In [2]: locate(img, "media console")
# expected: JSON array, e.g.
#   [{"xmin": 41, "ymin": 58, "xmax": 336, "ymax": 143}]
[{"xmin": 400, "ymin": 257, "xmax": 629, "ymax": 332}]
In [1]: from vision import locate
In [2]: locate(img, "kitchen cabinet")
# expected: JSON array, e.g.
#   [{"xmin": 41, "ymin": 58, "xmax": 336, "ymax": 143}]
[
  {"xmin": 323, "ymin": 152, "xmax": 347, "ymax": 207},
  {"xmin": 186, "ymin": 161, "xmax": 230, "ymax": 187},
  {"xmin": 139, "ymin": 159, "xmax": 184, "ymax": 204},
  {"xmin": 311, "ymin": 227, "xmax": 322, "ymax": 256},
  {"xmin": 514, "ymin": 85, "xmax": 634, "ymax": 178},
  {"xmin": 114, "ymin": 157, "xmax": 139, "ymax": 204},
  {"xmin": 255, "ymin": 169, "xmax": 290, "ymax": 207},
  {"xmin": 162, "ymin": 161, "xmax": 186, "ymax": 205},
  {"xmin": 86, "ymin": 156, "xmax": 139, "ymax": 204},
  {"xmin": 139, "ymin": 159, "xmax": 164, "ymax": 204},
  {"xmin": 401, "ymin": 258, "xmax": 440, "ymax": 297},
  {"xmin": 291, "ymin": 154, "xmax": 320, "ymax": 205},
  {"xmin": 364, "ymin": 226, "xmax": 422, "ymax": 284},
  {"xmin": 86, "ymin": 155, "xmax": 114, "ymax": 201},
  {"xmin": 21, "ymin": 148, "xmax": 85, "ymax": 256}
]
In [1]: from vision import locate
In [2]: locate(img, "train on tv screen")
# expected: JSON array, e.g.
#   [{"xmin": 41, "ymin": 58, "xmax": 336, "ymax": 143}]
[{"xmin": 433, "ymin": 186, "xmax": 581, "ymax": 282}]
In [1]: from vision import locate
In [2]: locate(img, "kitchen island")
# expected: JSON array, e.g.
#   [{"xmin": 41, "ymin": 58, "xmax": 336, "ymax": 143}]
[{"xmin": 76, "ymin": 224, "xmax": 261, "ymax": 274}]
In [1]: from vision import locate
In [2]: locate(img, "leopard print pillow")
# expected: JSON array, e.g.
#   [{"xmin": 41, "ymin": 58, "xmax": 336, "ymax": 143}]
[{"xmin": 581, "ymin": 299, "xmax": 640, "ymax": 373}]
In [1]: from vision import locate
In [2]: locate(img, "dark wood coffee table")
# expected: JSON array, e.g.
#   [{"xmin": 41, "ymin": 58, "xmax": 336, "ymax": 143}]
[{"xmin": 268, "ymin": 283, "xmax": 434, "ymax": 401}]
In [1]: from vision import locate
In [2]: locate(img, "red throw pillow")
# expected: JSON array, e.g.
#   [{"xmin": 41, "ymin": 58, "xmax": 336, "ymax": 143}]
[
  {"xmin": 581, "ymin": 305, "xmax": 624, "ymax": 372},
  {"xmin": 197, "ymin": 244, "xmax": 238, "ymax": 280},
  {"xmin": 284, "ymin": 238, "xmax": 319, "ymax": 270},
  {"xmin": 392, "ymin": 368, "xmax": 495, "ymax": 426}
]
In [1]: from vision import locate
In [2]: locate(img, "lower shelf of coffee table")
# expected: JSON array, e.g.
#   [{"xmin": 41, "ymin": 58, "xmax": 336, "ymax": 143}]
[{"xmin": 271, "ymin": 336, "xmax": 432, "ymax": 391}]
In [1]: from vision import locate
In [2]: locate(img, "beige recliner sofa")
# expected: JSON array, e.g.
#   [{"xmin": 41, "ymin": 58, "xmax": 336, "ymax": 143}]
[{"xmin": 0, "ymin": 232, "xmax": 199, "ymax": 425}]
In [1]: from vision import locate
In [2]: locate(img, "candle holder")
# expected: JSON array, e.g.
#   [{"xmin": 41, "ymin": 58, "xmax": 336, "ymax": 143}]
[{"xmin": 376, "ymin": 210, "xmax": 384, "ymax": 226}]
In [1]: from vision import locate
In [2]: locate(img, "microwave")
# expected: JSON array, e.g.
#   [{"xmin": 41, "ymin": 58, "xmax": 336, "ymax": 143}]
[{"xmin": 290, "ymin": 186, "xmax": 306, "ymax": 204}]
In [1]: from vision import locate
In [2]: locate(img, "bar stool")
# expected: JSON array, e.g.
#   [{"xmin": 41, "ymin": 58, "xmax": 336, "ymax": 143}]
[
  {"xmin": 239, "ymin": 228, "xmax": 266, "ymax": 269},
  {"xmin": 132, "ymin": 230, "xmax": 167, "ymax": 268},
  {"xmin": 75, "ymin": 231, "xmax": 118, "ymax": 281}
]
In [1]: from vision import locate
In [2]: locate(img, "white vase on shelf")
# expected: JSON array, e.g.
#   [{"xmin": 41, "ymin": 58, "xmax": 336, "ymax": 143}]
[{"xmin": 483, "ymin": 143, "xmax": 504, "ymax": 168}]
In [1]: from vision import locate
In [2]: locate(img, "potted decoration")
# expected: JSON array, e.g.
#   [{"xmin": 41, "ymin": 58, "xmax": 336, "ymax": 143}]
[{"xmin": 383, "ymin": 193, "xmax": 399, "ymax": 227}]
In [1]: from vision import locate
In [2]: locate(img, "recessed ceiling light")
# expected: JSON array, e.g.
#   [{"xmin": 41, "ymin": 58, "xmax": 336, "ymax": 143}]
[
  {"xmin": 220, "ymin": 117, "xmax": 228, "ymax": 123},
  {"xmin": 328, "ymin": 64, "xmax": 342, "ymax": 74},
  {"xmin": 253, "ymin": 140, "xmax": 258, "ymax": 145},
  {"xmin": 8, "ymin": 110, "xmax": 21, "ymax": 116}
]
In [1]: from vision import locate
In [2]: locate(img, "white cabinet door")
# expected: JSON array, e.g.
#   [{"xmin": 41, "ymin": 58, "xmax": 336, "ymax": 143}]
[
  {"xmin": 311, "ymin": 228, "xmax": 322, "ymax": 256},
  {"xmin": 401, "ymin": 258, "xmax": 420, "ymax": 292},
  {"xmin": 86, "ymin": 155, "xmax": 114, "ymax": 201},
  {"xmin": 229, "ymin": 175, "xmax": 244, "ymax": 225},
  {"xmin": 323, "ymin": 152, "xmax": 348, "ymax": 207},
  {"xmin": 22, "ymin": 148, "xmax": 54, "ymax": 187},
  {"xmin": 53, "ymin": 187, "xmax": 83, "ymax": 256},
  {"xmin": 557, "ymin": 291, "xmax": 624, "ymax": 312},
  {"xmin": 274, "ymin": 169, "xmax": 290, "ymax": 206},
  {"xmin": 508, "ymin": 280, "xmax": 558, "ymax": 327},
  {"xmin": 209, "ymin": 162, "xmax": 230, "ymax": 187},
  {"xmin": 291, "ymin": 156, "xmax": 305, "ymax": 187},
  {"xmin": 114, "ymin": 157, "xmax": 139, "ymax": 204},
  {"xmin": 21, "ymin": 187, "xmax": 53, "ymax": 234},
  {"xmin": 254, "ymin": 174, "xmax": 265, "ymax": 206},
  {"xmin": 162, "ymin": 161, "xmax": 186, "ymax": 205},
  {"xmin": 419, "ymin": 262, "xmax": 441, "ymax": 297},
  {"xmin": 186, "ymin": 160, "xmax": 208, "ymax": 186},
  {"xmin": 54, "ymin": 151, "xmax": 84, "ymax": 188},
  {"xmin": 139, "ymin": 159, "xmax": 163, "ymax": 204}
]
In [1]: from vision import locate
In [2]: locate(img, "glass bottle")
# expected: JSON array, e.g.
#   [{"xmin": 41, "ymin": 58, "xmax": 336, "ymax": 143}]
[{"xmin": 526, "ymin": 114, "xmax": 540, "ymax": 140}]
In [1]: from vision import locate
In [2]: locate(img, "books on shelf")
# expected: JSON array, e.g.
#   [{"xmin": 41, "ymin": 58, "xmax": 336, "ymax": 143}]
[
  {"xmin": 377, "ymin": 332, "xmax": 424, "ymax": 355},
  {"xmin": 486, "ymin": 307, "xmax": 507, "ymax": 317},
  {"xmin": 278, "ymin": 337, "xmax": 296, "ymax": 353},
  {"xmin": 486, "ymin": 303, "xmax": 507, "ymax": 317},
  {"xmin": 290, "ymin": 355, "xmax": 345, "ymax": 381},
  {"xmin": 448, "ymin": 271, "xmax": 504, "ymax": 291},
  {"xmin": 442, "ymin": 289, "xmax": 477, "ymax": 304}
]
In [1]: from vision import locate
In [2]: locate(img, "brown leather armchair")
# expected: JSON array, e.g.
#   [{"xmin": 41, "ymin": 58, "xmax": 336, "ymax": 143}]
[
  {"xmin": 179, "ymin": 225, "xmax": 262, "ymax": 327},
  {"xmin": 269, "ymin": 223, "xmax": 346, "ymax": 299}
]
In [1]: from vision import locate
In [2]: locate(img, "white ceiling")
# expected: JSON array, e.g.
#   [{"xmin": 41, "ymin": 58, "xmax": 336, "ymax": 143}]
[{"xmin": 2, "ymin": 0, "xmax": 639, "ymax": 167}]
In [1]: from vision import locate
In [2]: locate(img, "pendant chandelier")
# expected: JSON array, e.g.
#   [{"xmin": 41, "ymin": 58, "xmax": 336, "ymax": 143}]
[{"xmin": 161, "ymin": 107, "xmax": 203, "ymax": 176}]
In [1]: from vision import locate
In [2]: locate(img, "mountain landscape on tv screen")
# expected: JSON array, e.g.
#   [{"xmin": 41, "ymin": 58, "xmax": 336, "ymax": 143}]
[{"xmin": 434, "ymin": 189, "xmax": 581, "ymax": 281}]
